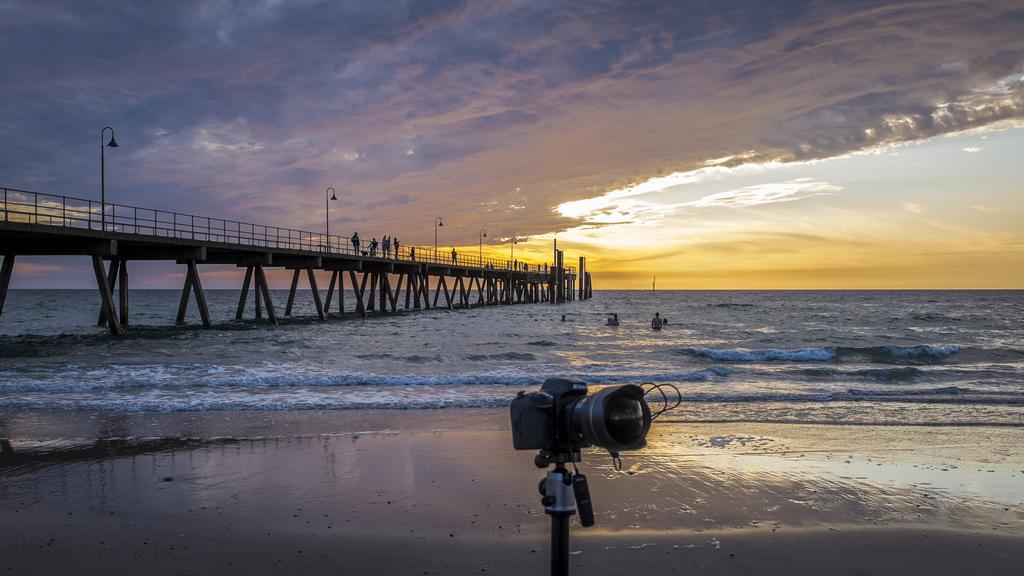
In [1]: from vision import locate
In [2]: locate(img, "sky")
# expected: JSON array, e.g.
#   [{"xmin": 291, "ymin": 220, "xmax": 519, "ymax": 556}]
[{"xmin": 2, "ymin": 0, "xmax": 1022, "ymax": 289}]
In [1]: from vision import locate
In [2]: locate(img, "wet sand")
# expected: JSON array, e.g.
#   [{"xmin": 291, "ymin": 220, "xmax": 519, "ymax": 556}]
[{"xmin": 1, "ymin": 408, "xmax": 1022, "ymax": 575}]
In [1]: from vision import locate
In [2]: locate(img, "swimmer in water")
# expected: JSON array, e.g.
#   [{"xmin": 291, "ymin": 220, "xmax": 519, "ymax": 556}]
[
  {"xmin": 651, "ymin": 312, "xmax": 663, "ymax": 330},
  {"xmin": 605, "ymin": 313, "xmax": 619, "ymax": 326}
]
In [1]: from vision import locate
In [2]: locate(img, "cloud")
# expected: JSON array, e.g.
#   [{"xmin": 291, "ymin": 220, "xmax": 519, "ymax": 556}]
[
  {"xmin": 686, "ymin": 179, "xmax": 838, "ymax": 209},
  {"xmin": 0, "ymin": 0, "xmax": 1022, "ymax": 251},
  {"xmin": 902, "ymin": 202, "xmax": 925, "ymax": 214},
  {"xmin": 962, "ymin": 146, "xmax": 982, "ymax": 152}
]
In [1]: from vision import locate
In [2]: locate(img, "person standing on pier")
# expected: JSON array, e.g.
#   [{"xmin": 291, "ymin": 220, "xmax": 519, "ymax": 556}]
[
  {"xmin": 451, "ymin": 248, "xmax": 458, "ymax": 265},
  {"xmin": 393, "ymin": 237, "xmax": 400, "ymax": 258},
  {"xmin": 410, "ymin": 246, "xmax": 415, "ymax": 261},
  {"xmin": 383, "ymin": 235, "xmax": 391, "ymax": 258},
  {"xmin": 352, "ymin": 232, "xmax": 361, "ymax": 255},
  {"xmin": 369, "ymin": 238, "xmax": 378, "ymax": 257}
]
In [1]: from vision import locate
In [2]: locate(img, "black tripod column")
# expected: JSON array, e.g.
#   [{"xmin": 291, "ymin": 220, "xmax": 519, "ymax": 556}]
[{"xmin": 542, "ymin": 463, "xmax": 576, "ymax": 576}]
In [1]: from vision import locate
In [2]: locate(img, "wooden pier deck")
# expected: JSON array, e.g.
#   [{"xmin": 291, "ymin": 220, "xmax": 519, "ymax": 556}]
[{"xmin": 0, "ymin": 187, "xmax": 593, "ymax": 334}]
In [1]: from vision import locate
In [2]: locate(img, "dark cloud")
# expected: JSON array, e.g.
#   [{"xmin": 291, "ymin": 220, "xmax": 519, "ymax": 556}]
[{"xmin": 1, "ymin": 0, "xmax": 1022, "ymax": 252}]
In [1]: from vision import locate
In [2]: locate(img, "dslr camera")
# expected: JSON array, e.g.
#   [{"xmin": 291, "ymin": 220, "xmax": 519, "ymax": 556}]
[{"xmin": 510, "ymin": 378, "xmax": 651, "ymax": 458}]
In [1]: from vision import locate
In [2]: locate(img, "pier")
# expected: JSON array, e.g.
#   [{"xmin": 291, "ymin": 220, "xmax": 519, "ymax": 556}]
[{"xmin": 0, "ymin": 187, "xmax": 593, "ymax": 334}]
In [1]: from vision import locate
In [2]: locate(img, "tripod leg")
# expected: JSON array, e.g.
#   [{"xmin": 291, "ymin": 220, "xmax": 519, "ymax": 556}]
[{"xmin": 551, "ymin": 512, "xmax": 571, "ymax": 576}]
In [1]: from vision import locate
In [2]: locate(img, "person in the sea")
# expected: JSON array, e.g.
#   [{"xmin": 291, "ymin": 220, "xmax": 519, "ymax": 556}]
[
  {"xmin": 606, "ymin": 313, "xmax": 619, "ymax": 326},
  {"xmin": 651, "ymin": 312, "xmax": 663, "ymax": 330},
  {"xmin": 560, "ymin": 314, "xmax": 566, "ymax": 322}
]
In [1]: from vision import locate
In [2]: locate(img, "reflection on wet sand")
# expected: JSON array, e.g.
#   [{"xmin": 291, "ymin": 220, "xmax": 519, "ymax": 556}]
[{"xmin": 1, "ymin": 410, "xmax": 1022, "ymax": 575}]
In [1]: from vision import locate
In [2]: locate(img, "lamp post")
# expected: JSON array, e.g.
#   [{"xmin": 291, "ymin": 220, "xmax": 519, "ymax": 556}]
[
  {"xmin": 325, "ymin": 187, "xmax": 337, "ymax": 251},
  {"xmin": 510, "ymin": 232, "xmax": 518, "ymax": 260},
  {"xmin": 434, "ymin": 216, "xmax": 443, "ymax": 253},
  {"xmin": 100, "ymin": 126, "xmax": 119, "ymax": 231},
  {"xmin": 478, "ymin": 228, "xmax": 487, "ymax": 264}
]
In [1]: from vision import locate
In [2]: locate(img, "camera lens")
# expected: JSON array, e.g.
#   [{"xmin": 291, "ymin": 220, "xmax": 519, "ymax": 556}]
[
  {"xmin": 605, "ymin": 395, "xmax": 645, "ymax": 444},
  {"xmin": 572, "ymin": 384, "xmax": 651, "ymax": 452}
]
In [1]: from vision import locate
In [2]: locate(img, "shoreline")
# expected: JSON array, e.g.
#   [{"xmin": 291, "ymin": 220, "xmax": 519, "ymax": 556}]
[{"xmin": 3, "ymin": 408, "xmax": 1022, "ymax": 574}]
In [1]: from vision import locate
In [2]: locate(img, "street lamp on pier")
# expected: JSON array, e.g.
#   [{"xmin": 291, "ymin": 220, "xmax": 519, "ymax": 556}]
[
  {"xmin": 478, "ymin": 228, "xmax": 487, "ymax": 263},
  {"xmin": 325, "ymin": 187, "xmax": 337, "ymax": 251},
  {"xmin": 434, "ymin": 216, "xmax": 443, "ymax": 252},
  {"xmin": 100, "ymin": 126, "xmax": 119, "ymax": 230}
]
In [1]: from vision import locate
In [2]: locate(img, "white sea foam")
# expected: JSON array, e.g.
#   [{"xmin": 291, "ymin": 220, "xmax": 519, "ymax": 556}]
[{"xmin": 683, "ymin": 347, "xmax": 837, "ymax": 362}]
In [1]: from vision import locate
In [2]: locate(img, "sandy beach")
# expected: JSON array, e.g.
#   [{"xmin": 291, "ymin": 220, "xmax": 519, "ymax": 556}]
[{"xmin": 2, "ymin": 408, "xmax": 1021, "ymax": 575}]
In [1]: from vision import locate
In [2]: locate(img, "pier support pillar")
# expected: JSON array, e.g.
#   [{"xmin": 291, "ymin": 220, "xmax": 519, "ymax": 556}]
[
  {"xmin": 390, "ymin": 273, "xmax": 404, "ymax": 312},
  {"xmin": 349, "ymin": 271, "xmax": 368, "ymax": 318},
  {"xmin": 236, "ymin": 264, "xmax": 274, "ymax": 324},
  {"xmin": 324, "ymin": 271, "xmax": 338, "ymax": 314},
  {"xmin": 254, "ymin": 264, "xmax": 277, "ymax": 324},
  {"xmin": 236, "ymin": 265, "xmax": 253, "ymax": 320},
  {"xmin": 419, "ymin": 272, "xmax": 431, "ymax": 309},
  {"xmin": 475, "ymin": 277, "xmax": 485, "ymax": 306},
  {"xmin": 307, "ymin": 268, "xmax": 325, "ymax": 320},
  {"xmin": 285, "ymin": 269, "xmax": 301, "ymax": 316},
  {"xmin": 118, "ymin": 259, "xmax": 128, "ymax": 327},
  {"xmin": 175, "ymin": 260, "xmax": 212, "ymax": 328},
  {"xmin": 0, "ymin": 254, "xmax": 15, "ymax": 319},
  {"xmin": 384, "ymin": 273, "xmax": 398, "ymax": 312},
  {"xmin": 96, "ymin": 258, "xmax": 120, "ymax": 327},
  {"xmin": 91, "ymin": 255, "xmax": 122, "ymax": 335},
  {"xmin": 325, "ymin": 270, "xmax": 347, "ymax": 314},
  {"xmin": 367, "ymin": 273, "xmax": 377, "ymax": 311}
]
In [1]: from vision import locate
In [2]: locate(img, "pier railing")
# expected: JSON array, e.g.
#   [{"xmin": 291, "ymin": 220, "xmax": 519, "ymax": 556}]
[{"xmin": 1, "ymin": 187, "xmax": 569, "ymax": 274}]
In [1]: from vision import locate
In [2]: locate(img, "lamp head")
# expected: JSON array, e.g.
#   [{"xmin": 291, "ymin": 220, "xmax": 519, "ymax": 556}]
[
  {"xmin": 106, "ymin": 135, "xmax": 119, "ymax": 148},
  {"xmin": 328, "ymin": 187, "xmax": 337, "ymax": 200}
]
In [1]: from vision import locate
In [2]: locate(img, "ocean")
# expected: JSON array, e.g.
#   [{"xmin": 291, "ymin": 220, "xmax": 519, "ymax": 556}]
[{"xmin": 1, "ymin": 290, "xmax": 1022, "ymax": 427}]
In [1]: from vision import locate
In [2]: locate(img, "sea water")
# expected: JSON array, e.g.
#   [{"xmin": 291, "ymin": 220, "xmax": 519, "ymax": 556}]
[{"xmin": 1, "ymin": 290, "xmax": 1021, "ymax": 426}]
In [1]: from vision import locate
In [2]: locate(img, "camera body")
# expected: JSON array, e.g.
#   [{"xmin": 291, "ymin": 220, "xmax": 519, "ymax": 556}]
[
  {"xmin": 511, "ymin": 378, "xmax": 588, "ymax": 452},
  {"xmin": 510, "ymin": 377, "xmax": 651, "ymax": 455}
]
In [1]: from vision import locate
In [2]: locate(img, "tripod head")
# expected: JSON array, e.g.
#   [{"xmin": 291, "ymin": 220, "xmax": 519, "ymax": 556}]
[{"xmin": 534, "ymin": 449, "xmax": 580, "ymax": 469}]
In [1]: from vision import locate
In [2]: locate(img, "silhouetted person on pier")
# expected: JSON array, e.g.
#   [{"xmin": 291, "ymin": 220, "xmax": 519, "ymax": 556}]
[
  {"xmin": 369, "ymin": 238, "xmax": 378, "ymax": 257},
  {"xmin": 393, "ymin": 237, "xmax": 400, "ymax": 257},
  {"xmin": 410, "ymin": 246, "xmax": 416, "ymax": 261},
  {"xmin": 352, "ymin": 233, "xmax": 360, "ymax": 254},
  {"xmin": 651, "ymin": 312, "xmax": 663, "ymax": 331},
  {"xmin": 383, "ymin": 235, "xmax": 391, "ymax": 258},
  {"xmin": 544, "ymin": 263, "xmax": 548, "ymax": 274},
  {"xmin": 451, "ymin": 248, "xmax": 457, "ymax": 265}
]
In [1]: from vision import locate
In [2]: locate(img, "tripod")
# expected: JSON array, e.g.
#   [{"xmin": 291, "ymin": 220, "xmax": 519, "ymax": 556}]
[{"xmin": 536, "ymin": 451, "xmax": 594, "ymax": 576}]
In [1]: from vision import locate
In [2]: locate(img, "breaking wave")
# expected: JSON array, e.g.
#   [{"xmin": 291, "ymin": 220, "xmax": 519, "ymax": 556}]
[{"xmin": 679, "ymin": 345, "xmax": 960, "ymax": 363}]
